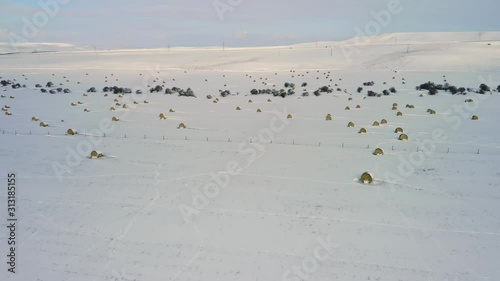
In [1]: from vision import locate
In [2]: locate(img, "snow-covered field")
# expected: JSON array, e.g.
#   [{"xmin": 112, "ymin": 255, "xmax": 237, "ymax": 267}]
[{"xmin": 1, "ymin": 32, "xmax": 500, "ymax": 281}]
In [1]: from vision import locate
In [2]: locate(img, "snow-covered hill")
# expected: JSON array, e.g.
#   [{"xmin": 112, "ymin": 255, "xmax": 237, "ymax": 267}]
[{"xmin": 0, "ymin": 32, "xmax": 499, "ymax": 281}]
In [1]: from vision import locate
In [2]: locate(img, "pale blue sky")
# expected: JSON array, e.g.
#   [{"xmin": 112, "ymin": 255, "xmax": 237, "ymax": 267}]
[{"xmin": 1, "ymin": 0, "xmax": 499, "ymax": 48}]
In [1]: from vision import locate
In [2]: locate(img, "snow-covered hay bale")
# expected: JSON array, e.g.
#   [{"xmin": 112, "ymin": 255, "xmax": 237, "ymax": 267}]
[
  {"xmin": 395, "ymin": 127, "xmax": 404, "ymax": 133},
  {"xmin": 326, "ymin": 114, "xmax": 333, "ymax": 121},
  {"xmin": 90, "ymin": 150, "xmax": 105, "ymax": 159},
  {"xmin": 358, "ymin": 128, "xmax": 367, "ymax": 134},
  {"xmin": 380, "ymin": 119, "xmax": 388, "ymax": 124},
  {"xmin": 178, "ymin": 123, "xmax": 187, "ymax": 129},
  {"xmin": 67, "ymin": 129, "xmax": 77, "ymax": 135},
  {"xmin": 360, "ymin": 172, "xmax": 373, "ymax": 184},
  {"xmin": 159, "ymin": 113, "xmax": 167, "ymax": 120},
  {"xmin": 112, "ymin": 117, "xmax": 119, "ymax": 122},
  {"xmin": 347, "ymin": 121, "xmax": 355, "ymax": 128},
  {"xmin": 39, "ymin": 122, "xmax": 48, "ymax": 127},
  {"xmin": 399, "ymin": 134, "xmax": 409, "ymax": 141},
  {"xmin": 373, "ymin": 148, "xmax": 384, "ymax": 156}
]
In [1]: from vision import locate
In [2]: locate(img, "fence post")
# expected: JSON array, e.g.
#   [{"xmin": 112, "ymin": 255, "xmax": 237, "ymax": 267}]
[
  {"xmin": 48, "ymin": 131, "xmax": 50, "ymax": 135},
  {"xmin": 477, "ymin": 149, "xmax": 480, "ymax": 155},
  {"xmin": 29, "ymin": 131, "xmax": 31, "ymax": 135},
  {"xmin": 144, "ymin": 134, "xmax": 146, "ymax": 139},
  {"xmin": 392, "ymin": 145, "xmax": 394, "ymax": 151},
  {"xmin": 185, "ymin": 136, "xmax": 187, "ymax": 140},
  {"xmin": 163, "ymin": 135, "xmax": 165, "ymax": 140},
  {"xmin": 15, "ymin": 131, "xmax": 16, "ymax": 135},
  {"xmin": 319, "ymin": 142, "xmax": 321, "ymax": 147},
  {"xmin": 447, "ymin": 148, "xmax": 450, "ymax": 154},
  {"xmin": 293, "ymin": 140, "xmax": 295, "ymax": 145},
  {"xmin": 125, "ymin": 134, "xmax": 127, "ymax": 138},
  {"xmin": 342, "ymin": 143, "xmax": 344, "ymax": 148},
  {"xmin": 103, "ymin": 133, "xmax": 106, "ymax": 138}
]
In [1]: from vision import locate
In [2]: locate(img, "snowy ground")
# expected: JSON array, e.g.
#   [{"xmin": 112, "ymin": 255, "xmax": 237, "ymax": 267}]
[{"xmin": 1, "ymin": 32, "xmax": 500, "ymax": 281}]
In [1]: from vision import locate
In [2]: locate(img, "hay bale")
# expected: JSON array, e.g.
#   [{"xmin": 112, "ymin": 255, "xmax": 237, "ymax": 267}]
[
  {"xmin": 356, "ymin": 105, "xmax": 361, "ymax": 109},
  {"xmin": 347, "ymin": 122, "xmax": 355, "ymax": 128},
  {"xmin": 177, "ymin": 123, "xmax": 187, "ymax": 129},
  {"xmin": 84, "ymin": 108, "xmax": 90, "ymax": 112},
  {"xmin": 5, "ymin": 111, "xmax": 12, "ymax": 116},
  {"xmin": 9, "ymin": 96, "xmax": 14, "ymax": 99},
  {"xmin": 236, "ymin": 106, "xmax": 241, "ymax": 111},
  {"xmin": 104, "ymin": 94, "xmax": 108, "ymax": 97},
  {"xmin": 393, "ymin": 103, "xmax": 398, "ymax": 107},
  {"xmin": 471, "ymin": 115, "xmax": 479, "ymax": 120},
  {"xmin": 133, "ymin": 101, "xmax": 138, "ymax": 104},
  {"xmin": 326, "ymin": 114, "xmax": 333, "ymax": 121},
  {"xmin": 380, "ymin": 119, "xmax": 388, "ymax": 124},
  {"xmin": 287, "ymin": 114, "xmax": 293, "ymax": 119},
  {"xmin": 71, "ymin": 103, "xmax": 77, "ymax": 106},
  {"xmin": 31, "ymin": 117, "xmax": 39, "ymax": 122},
  {"xmin": 396, "ymin": 112, "xmax": 403, "ymax": 116},
  {"xmin": 426, "ymin": 108, "xmax": 433, "ymax": 113},
  {"xmin": 392, "ymin": 106, "xmax": 398, "ymax": 110},
  {"xmin": 112, "ymin": 117, "xmax": 119, "ymax": 122},
  {"xmin": 419, "ymin": 94, "xmax": 424, "ymax": 97},
  {"xmin": 360, "ymin": 172, "xmax": 373, "ymax": 184},
  {"xmin": 358, "ymin": 128, "xmax": 367, "ymax": 134},
  {"xmin": 0, "ymin": 95, "xmax": 5, "ymax": 98},
  {"xmin": 110, "ymin": 107, "xmax": 116, "ymax": 111},
  {"xmin": 78, "ymin": 101, "xmax": 83, "ymax": 105},
  {"xmin": 267, "ymin": 99, "xmax": 272, "ymax": 102},
  {"xmin": 122, "ymin": 104, "xmax": 128, "ymax": 109},
  {"xmin": 373, "ymin": 148, "xmax": 384, "ymax": 156},
  {"xmin": 169, "ymin": 109, "xmax": 176, "ymax": 113},
  {"xmin": 4, "ymin": 105, "xmax": 10, "ymax": 109},
  {"xmin": 143, "ymin": 100, "xmax": 149, "ymax": 104},
  {"xmin": 83, "ymin": 93, "xmax": 88, "ymax": 97},
  {"xmin": 90, "ymin": 150, "xmax": 105, "ymax": 159},
  {"xmin": 345, "ymin": 106, "xmax": 350, "ymax": 110},
  {"xmin": 39, "ymin": 122, "xmax": 48, "ymax": 127},
  {"xmin": 395, "ymin": 127, "xmax": 404, "ymax": 133},
  {"xmin": 429, "ymin": 110, "xmax": 436, "ymax": 115},
  {"xmin": 159, "ymin": 113, "xmax": 167, "ymax": 120},
  {"xmin": 257, "ymin": 108, "xmax": 262, "ymax": 113},
  {"xmin": 114, "ymin": 99, "xmax": 119, "ymax": 102},
  {"xmin": 348, "ymin": 97, "xmax": 353, "ymax": 101},
  {"xmin": 67, "ymin": 128, "xmax": 77, "ymax": 135},
  {"xmin": 248, "ymin": 99, "xmax": 253, "ymax": 103},
  {"xmin": 398, "ymin": 134, "xmax": 409, "ymax": 141},
  {"xmin": 372, "ymin": 121, "xmax": 380, "ymax": 126}
]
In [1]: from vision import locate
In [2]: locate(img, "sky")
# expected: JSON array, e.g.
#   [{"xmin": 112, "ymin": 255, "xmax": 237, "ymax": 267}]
[{"xmin": 0, "ymin": 0, "xmax": 499, "ymax": 49}]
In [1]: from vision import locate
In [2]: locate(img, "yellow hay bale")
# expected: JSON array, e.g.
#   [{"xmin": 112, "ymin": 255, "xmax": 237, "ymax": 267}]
[
  {"xmin": 395, "ymin": 127, "xmax": 404, "ymax": 133},
  {"xmin": 112, "ymin": 117, "xmax": 119, "ymax": 122},
  {"xmin": 257, "ymin": 108, "xmax": 262, "ymax": 113},
  {"xmin": 358, "ymin": 128, "xmax": 367, "ymax": 134},
  {"xmin": 345, "ymin": 106, "xmax": 350, "ymax": 110},
  {"xmin": 248, "ymin": 99, "xmax": 253, "ymax": 103},
  {"xmin": 287, "ymin": 114, "xmax": 293, "ymax": 119},
  {"xmin": 159, "ymin": 113, "xmax": 167, "ymax": 120},
  {"xmin": 39, "ymin": 122, "xmax": 48, "ymax": 127},
  {"xmin": 177, "ymin": 123, "xmax": 187, "ymax": 129},
  {"xmin": 84, "ymin": 108, "xmax": 90, "ymax": 112},
  {"xmin": 67, "ymin": 128, "xmax": 77, "ymax": 135},
  {"xmin": 5, "ymin": 111, "xmax": 12, "ymax": 116},
  {"xmin": 392, "ymin": 106, "xmax": 398, "ymax": 110},
  {"xmin": 236, "ymin": 106, "xmax": 242, "ymax": 111},
  {"xmin": 90, "ymin": 150, "xmax": 105, "ymax": 159},
  {"xmin": 348, "ymin": 97, "xmax": 353, "ymax": 101},
  {"xmin": 393, "ymin": 103, "xmax": 398, "ymax": 107},
  {"xmin": 360, "ymin": 172, "xmax": 373, "ymax": 184},
  {"xmin": 326, "ymin": 114, "xmax": 333, "ymax": 121},
  {"xmin": 110, "ymin": 107, "xmax": 116, "ymax": 111},
  {"xmin": 373, "ymin": 148, "xmax": 384, "ymax": 156},
  {"xmin": 471, "ymin": 115, "xmax": 479, "ymax": 120},
  {"xmin": 31, "ymin": 117, "xmax": 39, "ymax": 121},
  {"xmin": 396, "ymin": 112, "xmax": 403, "ymax": 116},
  {"xmin": 398, "ymin": 134, "xmax": 409, "ymax": 141},
  {"xmin": 347, "ymin": 122, "xmax": 355, "ymax": 128},
  {"xmin": 143, "ymin": 100, "xmax": 149, "ymax": 104},
  {"xmin": 356, "ymin": 105, "xmax": 361, "ymax": 109},
  {"xmin": 380, "ymin": 119, "xmax": 388, "ymax": 124},
  {"xmin": 372, "ymin": 121, "xmax": 380, "ymax": 126},
  {"xmin": 71, "ymin": 103, "xmax": 77, "ymax": 106}
]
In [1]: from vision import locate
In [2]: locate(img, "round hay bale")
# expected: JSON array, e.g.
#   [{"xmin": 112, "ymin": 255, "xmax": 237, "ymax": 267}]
[
  {"xmin": 90, "ymin": 150, "xmax": 105, "ymax": 159},
  {"xmin": 257, "ymin": 108, "xmax": 262, "ymax": 113},
  {"xmin": 0, "ymin": 95, "xmax": 5, "ymax": 98},
  {"xmin": 39, "ymin": 122, "xmax": 48, "ymax": 127},
  {"xmin": 84, "ymin": 108, "xmax": 90, "ymax": 112},
  {"xmin": 267, "ymin": 99, "xmax": 272, "ymax": 102},
  {"xmin": 110, "ymin": 107, "xmax": 116, "ymax": 111},
  {"xmin": 177, "ymin": 123, "xmax": 187, "ymax": 129},
  {"xmin": 398, "ymin": 134, "xmax": 409, "ymax": 141},
  {"xmin": 471, "ymin": 115, "xmax": 479, "ymax": 120},
  {"xmin": 430, "ymin": 110, "xmax": 436, "ymax": 115},
  {"xmin": 393, "ymin": 103, "xmax": 398, "ymax": 107},
  {"xmin": 159, "ymin": 113, "xmax": 167, "ymax": 120},
  {"xmin": 169, "ymin": 109, "xmax": 175, "ymax": 113},
  {"xmin": 287, "ymin": 114, "xmax": 293, "ymax": 119},
  {"xmin": 372, "ymin": 121, "xmax": 380, "ymax": 126},
  {"xmin": 71, "ymin": 103, "xmax": 77, "ymax": 106},
  {"xmin": 396, "ymin": 112, "xmax": 403, "ymax": 116},
  {"xmin": 213, "ymin": 100, "xmax": 218, "ymax": 104},
  {"xmin": 380, "ymin": 119, "xmax": 388, "ymax": 124},
  {"xmin": 326, "ymin": 114, "xmax": 333, "ymax": 121},
  {"xmin": 67, "ymin": 129, "xmax": 77, "ymax": 135},
  {"xmin": 465, "ymin": 99, "xmax": 473, "ymax": 103},
  {"xmin": 144, "ymin": 100, "xmax": 149, "ymax": 104},
  {"xmin": 4, "ymin": 105, "xmax": 10, "ymax": 109},
  {"xmin": 32, "ymin": 117, "xmax": 39, "ymax": 122},
  {"xmin": 5, "ymin": 111, "xmax": 12, "ymax": 116},
  {"xmin": 348, "ymin": 97, "xmax": 353, "ymax": 101},
  {"xmin": 360, "ymin": 172, "xmax": 373, "ymax": 184},
  {"xmin": 358, "ymin": 128, "xmax": 367, "ymax": 134},
  {"xmin": 115, "ymin": 102, "xmax": 121, "ymax": 106},
  {"xmin": 427, "ymin": 108, "xmax": 433, "ymax": 113},
  {"xmin": 392, "ymin": 106, "xmax": 398, "ymax": 110},
  {"xmin": 347, "ymin": 121, "xmax": 355, "ymax": 128},
  {"xmin": 419, "ymin": 94, "xmax": 424, "ymax": 97},
  {"xmin": 1, "ymin": 108, "xmax": 6, "ymax": 112},
  {"xmin": 356, "ymin": 105, "xmax": 361, "ymax": 109},
  {"xmin": 10, "ymin": 96, "xmax": 14, "ymax": 99},
  {"xmin": 133, "ymin": 101, "xmax": 138, "ymax": 104},
  {"xmin": 236, "ymin": 106, "xmax": 242, "ymax": 111},
  {"xmin": 345, "ymin": 106, "xmax": 350, "ymax": 110},
  {"xmin": 104, "ymin": 94, "xmax": 108, "ymax": 97},
  {"xmin": 78, "ymin": 101, "xmax": 83, "ymax": 105},
  {"xmin": 395, "ymin": 127, "xmax": 404, "ymax": 133},
  {"xmin": 114, "ymin": 99, "xmax": 119, "ymax": 102},
  {"xmin": 112, "ymin": 117, "xmax": 119, "ymax": 122},
  {"xmin": 248, "ymin": 99, "xmax": 253, "ymax": 103},
  {"xmin": 373, "ymin": 148, "xmax": 384, "ymax": 156},
  {"xmin": 122, "ymin": 104, "xmax": 127, "ymax": 109}
]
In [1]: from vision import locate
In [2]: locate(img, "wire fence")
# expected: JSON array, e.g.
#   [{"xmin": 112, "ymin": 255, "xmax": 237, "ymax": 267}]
[{"xmin": 1, "ymin": 127, "xmax": 498, "ymax": 156}]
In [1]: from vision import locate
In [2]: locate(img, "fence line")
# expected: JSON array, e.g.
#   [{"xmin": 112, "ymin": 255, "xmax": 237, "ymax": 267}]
[{"xmin": 0, "ymin": 128, "xmax": 498, "ymax": 156}]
